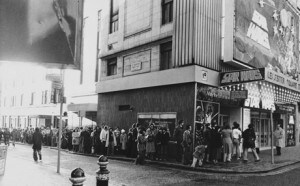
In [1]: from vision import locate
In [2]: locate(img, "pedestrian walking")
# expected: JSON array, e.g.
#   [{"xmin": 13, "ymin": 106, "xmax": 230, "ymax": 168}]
[
  {"xmin": 173, "ymin": 120, "xmax": 184, "ymax": 162},
  {"xmin": 182, "ymin": 125, "xmax": 193, "ymax": 165},
  {"xmin": 274, "ymin": 124, "xmax": 285, "ymax": 156},
  {"xmin": 242, "ymin": 124, "xmax": 260, "ymax": 163},
  {"xmin": 32, "ymin": 128, "xmax": 43, "ymax": 162}
]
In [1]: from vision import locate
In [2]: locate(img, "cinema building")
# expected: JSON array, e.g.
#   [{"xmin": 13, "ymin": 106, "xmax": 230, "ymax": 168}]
[{"xmin": 96, "ymin": 0, "xmax": 300, "ymax": 150}]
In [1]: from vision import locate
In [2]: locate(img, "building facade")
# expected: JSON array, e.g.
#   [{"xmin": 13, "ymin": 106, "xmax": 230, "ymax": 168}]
[{"xmin": 95, "ymin": 0, "xmax": 300, "ymax": 150}]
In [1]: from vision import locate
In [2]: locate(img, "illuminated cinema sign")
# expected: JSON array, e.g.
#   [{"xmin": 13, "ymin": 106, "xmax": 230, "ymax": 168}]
[
  {"xmin": 220, "ymin": 68, "xmax": 265, "ymax": 86},
  {"xmin": 0, "ymin": 0, "xmax": 83, "ymax": 69}
]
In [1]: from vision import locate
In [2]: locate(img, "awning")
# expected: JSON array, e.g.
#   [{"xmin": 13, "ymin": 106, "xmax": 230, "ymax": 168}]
[{"xmin": 67, "ymin": 103, "xmax": 97, "ymax": 112}]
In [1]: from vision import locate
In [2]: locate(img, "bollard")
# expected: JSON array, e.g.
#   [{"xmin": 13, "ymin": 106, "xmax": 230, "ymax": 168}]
[
  {"xmin": 96, "ymin": 155, "xmax": 110, "ymax": 186},
  {"xmin": 69, "ymin": 168, "xmax": 86, "ymax": 186}
]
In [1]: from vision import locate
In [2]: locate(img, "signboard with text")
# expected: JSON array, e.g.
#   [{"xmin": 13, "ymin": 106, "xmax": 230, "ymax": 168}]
[{"xmin": 220, "ymin": 68, "xmax": 265, "ymax": 86}]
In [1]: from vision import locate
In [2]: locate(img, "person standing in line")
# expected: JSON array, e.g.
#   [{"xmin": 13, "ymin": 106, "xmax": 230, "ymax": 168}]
[
  {"xmin": 232, "ymin": 122, "xmax": 242, "ymax": 160},
  {"xmin": 0, "ymin": 128, "xmax": 3, "ymax": 144},
  {"xmin": 32, "ymin": 128, "xmax": 43, "ymax": 162},
  {"xmin": 182, "ymin": 125, "xmax": 193, "ymax": 165},
  {"xmin": 100, "ymin": 126, "xmax": 109, "ymax": 155},
  {"xmin": 161, "ymin": 127, "xmax": 170, "ymax": 161},
  {"xmin": 274, "ymin": 124, "xmax": 285, "ymax": 156},
  {"xmin": 120, "ymin": 129, "xmax": 127, "ymax": 155},
  {"xmin": 135, "ymin": 128, "xmax": 147, "ymax": 165},
  {"xmin": 106, "ymin": 127, "xmax": 116, "ymax": 156},
  {"xmin": 203, "ymin": 123, "xmax": 212, "ymax": 163},
  {"xmin": 173, "ymin": 120, "xmax": 184, "ymax": 162},
  {"xmin": 145, "ymin": 123, "xmax": 156, "ymax": 160},
  {"xmin": 242, "ymin": 124, "xmax": 260, "ymax": 163},
  {"xmin": 221, "ymin": 125, "xmax": 233, "ymax": 162}
]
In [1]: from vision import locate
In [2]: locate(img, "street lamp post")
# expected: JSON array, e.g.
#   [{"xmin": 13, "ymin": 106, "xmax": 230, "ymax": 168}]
[{"xmin": 57, "ymin": 69, "xmax": 65, "ymax": 173}]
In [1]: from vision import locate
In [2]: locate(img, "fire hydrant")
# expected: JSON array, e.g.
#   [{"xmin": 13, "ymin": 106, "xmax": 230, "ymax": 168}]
[
  {"xmin": 69, "ymin": 167, "xmax": 86, "ymax": 186},
  {"xmin": 96, "ymin": 155, "xmax": 110, "ymax": 186}
]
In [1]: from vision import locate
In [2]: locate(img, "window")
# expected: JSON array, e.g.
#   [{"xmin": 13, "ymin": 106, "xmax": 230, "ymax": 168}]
[
  {"xmin": 107, "ymin": 58, "xmax": 117, "ymax": 76},
  {"xmin": 20, "ymin": 94, "xmax": 23, "ymax": 106},
  {"xmin": 41, "ymin": 91, "xmax": 48, "ymax": 104},
  {"xmin": 162, "ymin": 0, "xmax": 173, "ymax": 25},
  {"xmin": 30, "ymin": 92, "xmax": 35, "ymax": 105},
  {"xmin": 110, "ymin": 0, "xmax": 119, "ymax": 33},
  {"xmin": 137, "ymin": 113, "xmax": 177, "ymax": 140},
  {"xmin": 160, "ymin": 42, "xmax": 172, "ymax": 70}
]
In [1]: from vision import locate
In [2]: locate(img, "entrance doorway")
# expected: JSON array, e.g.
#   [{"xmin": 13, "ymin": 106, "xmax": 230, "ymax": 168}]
[{"xmin": 251, "ymin": 111, "xmax": 271, "ymax": 148}]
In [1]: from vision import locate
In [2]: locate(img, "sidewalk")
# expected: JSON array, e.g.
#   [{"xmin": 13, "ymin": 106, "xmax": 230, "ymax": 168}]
[{"xmin": 20, "ymin": 142, "xmax": 300, "ymax": 174}]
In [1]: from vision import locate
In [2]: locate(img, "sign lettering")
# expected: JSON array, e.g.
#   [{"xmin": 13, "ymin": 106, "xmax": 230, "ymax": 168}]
[
  {"xmin": 220, "ymin": 72, "xmax": 239, "ymax": 84},
  {"xmin": 220, "ymin": 68, "xmax": 264, "ymax": 86}
]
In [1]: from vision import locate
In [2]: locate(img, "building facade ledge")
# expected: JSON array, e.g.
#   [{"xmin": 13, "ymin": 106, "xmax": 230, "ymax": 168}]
[{"xmin": 96, "ymin": 65, "xmax": 219, "ymax": 93}]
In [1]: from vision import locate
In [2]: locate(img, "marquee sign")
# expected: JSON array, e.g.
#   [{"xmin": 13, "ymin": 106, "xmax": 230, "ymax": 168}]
[{"xmin": 220, "ymin": 68, "xmax": 265, "ymax": 86}]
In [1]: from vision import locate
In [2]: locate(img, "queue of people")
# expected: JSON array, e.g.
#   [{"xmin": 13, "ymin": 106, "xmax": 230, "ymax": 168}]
[{"xmin": 1, "ymin": 120, "xmax": 286, "ymax": 168}]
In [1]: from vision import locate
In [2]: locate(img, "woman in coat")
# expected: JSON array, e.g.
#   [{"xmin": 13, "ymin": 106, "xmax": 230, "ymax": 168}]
[
  {"xmin": 105, "ymin": 128, "xmax": 117, "ymax": 156},
  {"xmin": 242, "ymin": 124, "xmax": 260, "ymax": 162},
  {"xmin": 145, "ymin": 124, "xmax": 156, "ymax": 160},
  {"xmin": 274, "ymin": 124, "xmax": 285, "ymax": 155},
  {"xmin": 221, "ymin": 125, "xmax": 233, "ymax": 162},
  {"xmin": 135, "ymin": 128, "xmax": 147, "ymax": 165}
]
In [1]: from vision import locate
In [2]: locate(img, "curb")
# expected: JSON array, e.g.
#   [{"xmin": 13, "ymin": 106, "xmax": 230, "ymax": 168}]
[{"xmin": 15, "ymin": 142, "xmax": 300, "ymax": 175}]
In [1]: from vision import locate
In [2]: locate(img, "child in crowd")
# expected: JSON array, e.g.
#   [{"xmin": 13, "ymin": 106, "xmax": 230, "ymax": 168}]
[{"xmin": 191, "ymin": 145, "xmax": 206, "ymax": 167}]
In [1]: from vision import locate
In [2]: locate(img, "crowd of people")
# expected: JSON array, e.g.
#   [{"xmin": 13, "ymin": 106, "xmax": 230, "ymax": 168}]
[{"xmin": 0, "ymin": 120, "xmax": 285, "ymax": 167}]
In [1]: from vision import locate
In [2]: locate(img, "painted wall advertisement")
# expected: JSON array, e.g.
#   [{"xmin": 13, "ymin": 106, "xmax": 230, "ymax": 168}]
[{"xmin": 234, "ymin": 0, "xmax": 300, "ymax": 81}]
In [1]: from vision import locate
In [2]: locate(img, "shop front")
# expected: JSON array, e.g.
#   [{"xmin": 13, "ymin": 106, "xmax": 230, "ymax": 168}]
[{"xmin": 220, "ymin": 68, "xmax": 300, "ymax": 147}]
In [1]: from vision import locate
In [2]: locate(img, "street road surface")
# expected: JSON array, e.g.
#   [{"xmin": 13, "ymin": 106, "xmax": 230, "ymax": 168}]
[{"xmin": 0, "ymin": 144, "xmax": 300, "ymax": 186}]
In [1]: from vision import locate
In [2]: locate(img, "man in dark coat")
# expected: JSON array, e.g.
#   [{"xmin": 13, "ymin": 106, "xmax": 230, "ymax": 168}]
[
  {"xmin": 173, "ymin": 120, "xmax": 184, "ymax": 162},
  {"xmin": 32, "ymin": 128, "xmax": 43, "ymax": 162}
]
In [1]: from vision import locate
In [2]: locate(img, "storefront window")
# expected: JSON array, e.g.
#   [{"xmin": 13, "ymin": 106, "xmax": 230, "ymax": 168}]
[{"xmin": 137, "ymin": 113, "xmax": 176, "ymax": 140}]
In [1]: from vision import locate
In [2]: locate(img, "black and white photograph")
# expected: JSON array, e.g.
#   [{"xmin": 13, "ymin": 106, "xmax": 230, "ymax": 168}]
[{"xmin": 1, "ymin": 0, "xmax": 300, "ymax": 185}]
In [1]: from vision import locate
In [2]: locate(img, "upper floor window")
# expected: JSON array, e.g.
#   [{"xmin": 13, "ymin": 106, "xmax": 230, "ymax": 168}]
[
  {"xmin": 30, "ymin": 92, "xmax": 35, "ymax": 105},
  {"xmin": 107, "ymin": 58, "xmax": 117, "ymax": 76},
  {"xmin": 160, "ymin": 42, "xmax": 172, "ymax": 70},
  {"xmin": 110, "ymin": 0, "xmax": 119, "ymax": 33},
  {"xmin": 162, "ymin": 0, "xmax": 173, "ymax": 25}
]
